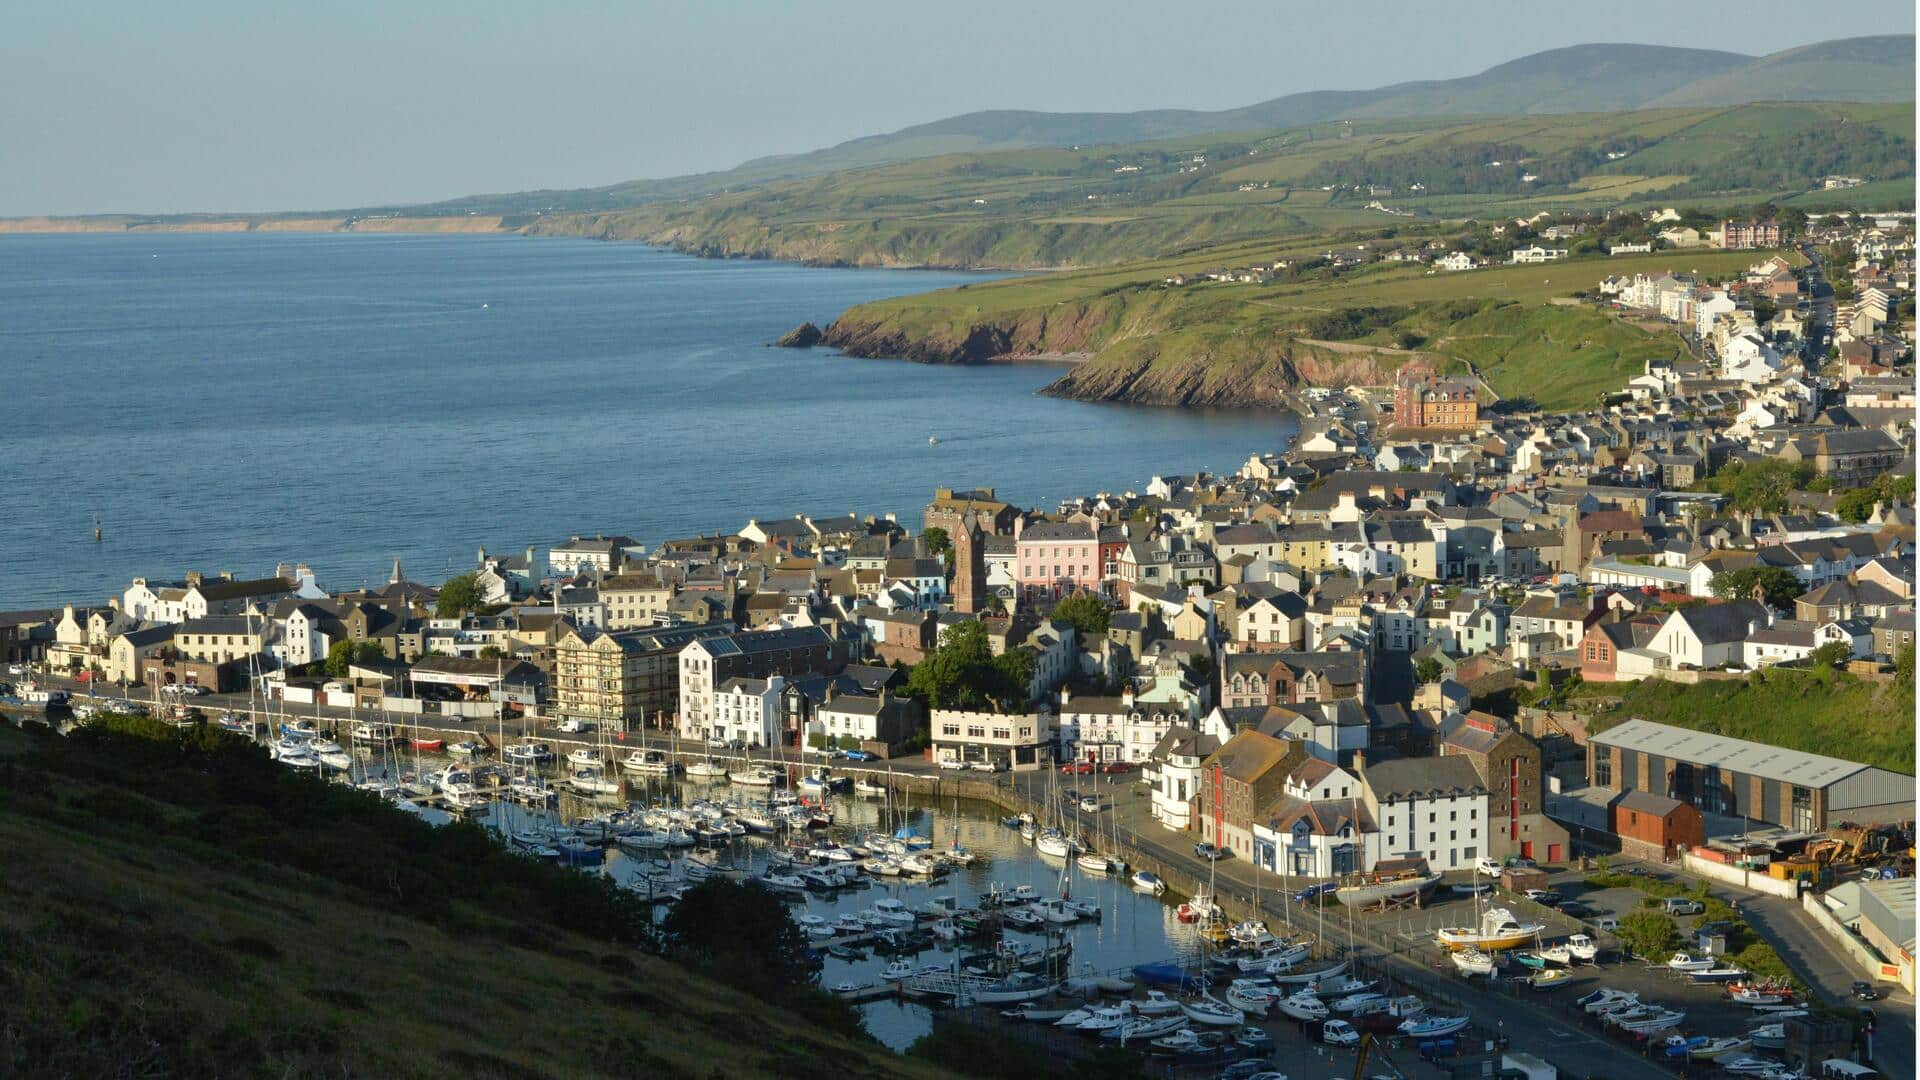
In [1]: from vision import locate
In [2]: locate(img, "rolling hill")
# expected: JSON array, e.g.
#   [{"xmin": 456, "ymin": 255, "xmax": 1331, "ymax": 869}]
[{"xmin": 403, "ymin": 35, "xmax": 1913, "ymax": 216}]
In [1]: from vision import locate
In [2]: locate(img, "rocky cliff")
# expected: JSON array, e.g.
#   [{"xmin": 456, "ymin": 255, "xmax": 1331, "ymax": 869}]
[{"xmin": 803, "ymin": 292, "xmax": 1416, "ymax": 408}]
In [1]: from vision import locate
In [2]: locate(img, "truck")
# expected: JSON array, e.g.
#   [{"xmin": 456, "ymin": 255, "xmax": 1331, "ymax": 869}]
[{"xmin": 1500, "ymin": 1051, "xmax": 1558, "ymax": 1080}]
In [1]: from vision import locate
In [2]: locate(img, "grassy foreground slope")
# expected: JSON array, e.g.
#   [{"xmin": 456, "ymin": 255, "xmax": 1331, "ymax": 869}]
[
  {"xmin": 819, "ymin": 246, "xmax": 1781, "ymax": 410},
  {"xmin": 0, "ymin": 724, "xmax": 945, "ymax": 1079}
]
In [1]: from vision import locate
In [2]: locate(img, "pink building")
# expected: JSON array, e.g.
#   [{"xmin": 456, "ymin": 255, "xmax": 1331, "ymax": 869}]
[{"xmin": 1016, "ymin": 521, "xmax": 1100, "ymax": 599}]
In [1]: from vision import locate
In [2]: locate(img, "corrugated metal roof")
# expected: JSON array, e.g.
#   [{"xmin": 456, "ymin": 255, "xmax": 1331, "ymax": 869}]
[{"xmin": 1590, "ymin": 718, "xmax": 1872, "ymax": 789}]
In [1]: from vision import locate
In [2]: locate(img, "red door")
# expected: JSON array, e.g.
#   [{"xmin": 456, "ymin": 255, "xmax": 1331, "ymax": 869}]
[
  {"xmin": 1520, "ymin": 841, "xmax": 1534, "ymax": 860},
  {"xmin": 1547, "ymin": 843, "xmax": 1563, "ymax": 863}
]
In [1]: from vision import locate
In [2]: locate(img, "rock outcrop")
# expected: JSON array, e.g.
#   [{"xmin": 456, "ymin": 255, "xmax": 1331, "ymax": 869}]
[{"xmin": 774, "ymin": 322, "xmax": 824, "ymax": 348}]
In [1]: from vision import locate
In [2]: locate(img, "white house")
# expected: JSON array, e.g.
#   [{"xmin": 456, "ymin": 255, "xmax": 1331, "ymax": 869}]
[
  {"xmin": 1359, "ymin": 756, "xmax": 1489, "ymax": 873},
  {"xmin": 1251, "ymin": 757, "xmax": 1379, "ymax": 878},
  {"xmin": 1721, "ymin": 333, "xmax": 1783, "ymax": 384},
  {"xmin": 1649, "ymin": 600, "xmax": 1770, "ymax": 670},
  {"xmin": 1437, "ymin": 252, "xmax": 1478, "ymax": 272},
  {"xmin": 1148, "ymin": 727, "xmax": 1219, "ymax": 830},
  {"xmin": 710, "ymin": 675, "xmax": 787, "ymax": 748},
  {"xmin": 1507, "ymin": 246, "xmax": 1568, "ymax": 264}
]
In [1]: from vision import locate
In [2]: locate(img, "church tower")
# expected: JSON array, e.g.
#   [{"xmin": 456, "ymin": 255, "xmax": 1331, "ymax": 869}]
[{"xmin": 951, "ymin": 511, "xmax": 987, "ymax": 613}]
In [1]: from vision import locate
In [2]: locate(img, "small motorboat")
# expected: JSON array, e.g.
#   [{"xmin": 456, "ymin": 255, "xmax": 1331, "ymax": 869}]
[
  {"xmin": 1276, "ymin": 991, "xmax": 1328, "ymax": 1021},
  {"xmin": 1131, "ymin": 871, "xmax": 1167, "ymax": 895},
  {"xmin": 1748, "ymin": 1023, "xmax": 1786, "ymax": 1050},
  {"xmin": 684, "ymin": 759, "xmax": 727, "ymax": 779},
  {"xmin": 1399, "ymin": 1014, "xmax": 1471, "ymax": 1038},
  {"xmin": 1512, "ymin": 951, "xmax": 1550, "ymax": 970},
  {"xmin": 504, "ymin": 742, "xmax": 554, "ymax": 764},
  {"xmin": 1534, "ymin": 943, "xmax": 1573, "ymax": 966},
  {"xmin": 411, "ymin": 736, "xmax": 446, "ymax": 752},
  {"xmin": 854, "ymin": 777, "xmax": 887, "ymax": 797},
  {"xmin": 1565, "ymin": 934, "xmax": 1598, "ymax": 962},
  {"xmin": 1103, "ymin": 1013, "xmax": 1186, "ymax": 1043},
  {"xmin": 1529, "ymin": 968, "xmax": 1572, "ymax": 989},
  {"xmin": 1223, "ymin": 981, "xmax": 1275, "ymax": 1017},
  {"xmin": 1689, "ymin": 1036, "xmax": 1750, "ymax": 1059},
  {"xmin": 1132, "ymin": 990, "xmax": 1181, "ymax": 1016},
  {"xmin": 447, "ymin": 740, "xmax": 488, "ymax": 757},
  {"xmin": 566, "ymin": 747, "xmax": 601, "ymax": 768},
  {"xmin": 1666, "ymin": 952, "xmax": 1716, "ymax": 972}
]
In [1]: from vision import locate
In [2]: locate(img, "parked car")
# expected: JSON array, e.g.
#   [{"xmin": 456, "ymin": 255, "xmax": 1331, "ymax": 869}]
[
  {"xmin": 1555, "ymin": 900, "xmax": 1595, "ymax": 918},
  {"xmin": 1474, "ymin": 856, "xmax": 1503, "ymax": 876},
  {"xmin": 1078, "ymin": 796, "xmax": 1100, "ymax": 813},
  {"xmin": 705, "ymin": 737, "xmax": 728, "ymax": 748},
  {"xmin": 938, "ymin": 758, "xmax": 971, "ymax": 771},
  {"xmin": 1851, "ymin": 981, "xmax": 1880, "ymax": 1001},
  {"xmin": 1662, "ymin": 898, "xmax": 1704, "ymax": 916},
  {"xmin": 971, "ymin": 760, "xmax": 1005, "ymax": 772},
  {"xmin": 1294, "ymin": 881, "xmax": 1339, "ymax": 903},
  {"xmin": 1591, "ymin": 916, "xmax": 1620, "ymax": 933},
  {"xmin": 1194, "ymin": 842, "xmax": 1228, "ymax": 861},
  {"xmin": 1099, "ymin": 761, "xmax": 1135, "ymax": 774},
  {"xmin": 843, "ymin": 750, "xmax": 876, "ymax": 762},
  {"xmin": 1523, "ymin": 889, "xmax": 1563, "ymax": 905},
  {"xmin": 1059, "ymin": 761, "xmax": 1095, "ymax": 775},
  {"xmin": 1320, "ymin": 1019, "xmax": 1360, "ymax": 1046},
  {"xmin": 555, "ymin": 718, "xmax": 593, "ymax": 733}
]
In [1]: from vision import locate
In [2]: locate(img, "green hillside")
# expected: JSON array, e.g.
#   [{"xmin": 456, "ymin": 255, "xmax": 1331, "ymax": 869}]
[
  {"xmin": 1580, "ymin": 665, "xmax": 1916, "ymax": 776},
  {"xmin": 526, "ymin": 103, "xmax": 1912, "ymax": 270},
  {"xmin": 811, "ymin": 243, "xmax": 1779, "ymax": 410},
  {"xmin": 0, "ymin": 722, "xmax": 947, "ymax": 1078},
  {"xmin": 414, "ymin": 36, "xmax": 1913, "ymax": 218}
]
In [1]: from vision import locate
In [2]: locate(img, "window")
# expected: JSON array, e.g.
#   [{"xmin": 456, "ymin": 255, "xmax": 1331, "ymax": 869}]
[{"xmin": 1592, "ymin": 753, "xmax": 1613, "ymax": 788}]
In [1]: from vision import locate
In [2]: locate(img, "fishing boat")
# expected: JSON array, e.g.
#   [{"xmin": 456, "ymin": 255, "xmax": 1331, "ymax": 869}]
[
  {"xmin": 504, "ymin": 742, "xmax": 554, "ymax": 764},
  {"xmin": 1229, "ymin": 939, "xmax": 1310, "ymax": 972},
  {"xmin": 853, "ymin": 776, "xmax": 887, "ymax": 796},
  {"xmin": 1535, "ymin": 943, "xmax": 1573, "ymax": 965},
  {"xmin": 1132, "ymin": 990, "xmax": 1181, "ymax": 1016},
  {"xmin": 620, "ymin": 749, "xmax": 675, "ymax": 774},
  {"xmin": 970, "ymin": 972, "xmax": 1055, "ymax": 1005},
  {"xmin": 1007, "ymin": 1003, "xmax": 1073, "ymax": 1022},
  {"xmin": 1689, "ymin": 1036, "xmax": 1750, "ymax": 1059},
  {"xmin": 1436, "ymin": 906, "xmax": 1544, "ymax": 951},
  {"xmin": 1105, "ymin": 1013, "xmax": 1187, "ymax": 1043},
  {"xmin": 1131, "ymin": 871, "xmax": 1167, "ymax": 894},
  {"xmin": 351, "ymin": 722, "xmax": 399, "ymax": 745},
  {"xmin": 684, "ymin": 758, "xmax": 727, "ymax": 779},
  {"xmin": 308, "ymin": 738, "xmax": 352, "ymax": 769},
  {"xmin": 1227, "ymin": 920, "xmax": 1275, "ymax": 948},
  {"xmin": 1179, "ymin": 993, "xmax": 1244, "ymax": 1026},
  {"xmin": 447, "ymin": 739, "xmax": 488, "ymax": 757},
  {"xmin": 1175, "ymin": 892, "xmax": 1220, "ymax": 923},
  {"xmin": 567, "ymin": 766, "xmax": 621, "ymax": 796},
  {"xmin": 1223, "ymin": 981, "xmax": 1276, "ymax": 1017},
  {"xmin": 1073, "ymin": 1003, "xmax": 1137, "ymax": 1035},
  {"xmin": 1334, "ymin": 861, "xmax": 1443, "ymax": 909},
  {"xmin": 729, "ymin": 766, "xmax": 781, "ymax": 787},
  {"xmin": 1451, "ymin": 948, "xmax": 1496, "ymax": 977},
  {"xmin": 1565, "ymin": 933, "xmax": 1598, "ymax": 962},
  {"xmin": 1666, "ymin": 952, "xmax": 1716, "ymax": 972},
  {"xmin": 1513, "ymin": 951, "xmax": 1550, "ymax": 970},
  {"xmin": 1529, "ymin": 968, "xmax": 1572, "ymax": 988},
  {"xmin": 565, "ymin": 747, "xmax": 601, "ymax": 768},
  {"xmin": 1688, "ymin": 966, "xmax": 1749, "ymax": 983},
  {"xmin": 1399, "ymin": 1014, "xmax": 1471, "ymax": 1038},
  {"xmin": 1578, "ymin": 988, "xmax": 1637, "ymax": 1014},
  {"xmin": 1719, "ymin": 1055, "xmax": 1787, "ymax": 1074},
  {"xmin": 1276, "ymin": 991, "xmax": 1328, "ymax": 1021},
  {"xmin": 1728, "ymin": 981, "xmax": 1795, "ymax": 1005},
  {"xmin": 278, "ymin": 718, "xmax": 319, "ymax": 738}
]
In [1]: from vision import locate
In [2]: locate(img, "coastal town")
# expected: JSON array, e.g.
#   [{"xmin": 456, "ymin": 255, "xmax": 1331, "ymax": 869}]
[{"xmin": 2, "ymin": 210, "xmax": 1913, "ymax": 1080}]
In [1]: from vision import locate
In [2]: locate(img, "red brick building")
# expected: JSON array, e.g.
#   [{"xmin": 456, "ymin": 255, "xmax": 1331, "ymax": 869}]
[
  {"xmin": 1393, "ymin": 368, "xmax": 1480, "ymax": 428},
  {"xmin": 1608, "ymin": 789, "xmax": 1705, "ymax": 861},
  {"xmin": 1719, "ymin": 220, "xmax": 1783, "ymax": 250}
]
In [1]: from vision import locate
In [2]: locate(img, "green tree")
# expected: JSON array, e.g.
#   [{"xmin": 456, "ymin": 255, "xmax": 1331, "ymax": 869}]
[
  {"xmin": 1896, "ymin": 642, "xmax": 1914, "ymax": 686},
  {"xmin": 1809, "ymin": 641, "xmax": 1853, "ymax": 670},
  {"xmin": 1708, "ymin": 566, "xmax": 1804, "ymax": 605},
  {"xmin": 435, "ymin": 572, "xmax": 484, "ymax": 618},
  {"xmin": 921, "ymin": 526, "xmax": 951, "ymax": 565},
  {"xmin": 1616, "ymin": 910, "xmax": 1679, "ymax": 961},
  {"xmin": 1697, "ymin": 459, "xmax": 1816, "ymax": 514},
  {"xmin": 660, "ymin": 879, "xmax": 813, "ymax": 987},
  {"xmin": 993, "ymin": 647, "xmax": 1036, "ymax": 704},
  {"xmin": 1050, "ymin": 593, "xmax": 1111, "ymax": 638},
  {"xmin": 1413, "ymin": 657, "xmax": 1444, "ymax": 685},
  {"xmin": 905, "ymin": 621, "xmax": 1023, "ymax": 711},
  {"xmin": 323, "ymin": 639, "xmax": 385, "ymax": 678}
]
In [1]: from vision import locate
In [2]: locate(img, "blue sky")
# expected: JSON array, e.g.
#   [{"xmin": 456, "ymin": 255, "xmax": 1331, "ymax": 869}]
[{"xmin": 3, "ymin": 1, "xmax": 1912, "ymax": 215}]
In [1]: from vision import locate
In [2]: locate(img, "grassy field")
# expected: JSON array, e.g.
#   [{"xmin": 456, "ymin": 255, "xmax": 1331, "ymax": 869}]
[
  {"xmin": 0, "ymin": 724, "xmax": 948, "ymax": 1079},
  {"xmin": 1579, "ymin": 667, "xmax": 1916, "ymax": 775}
]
